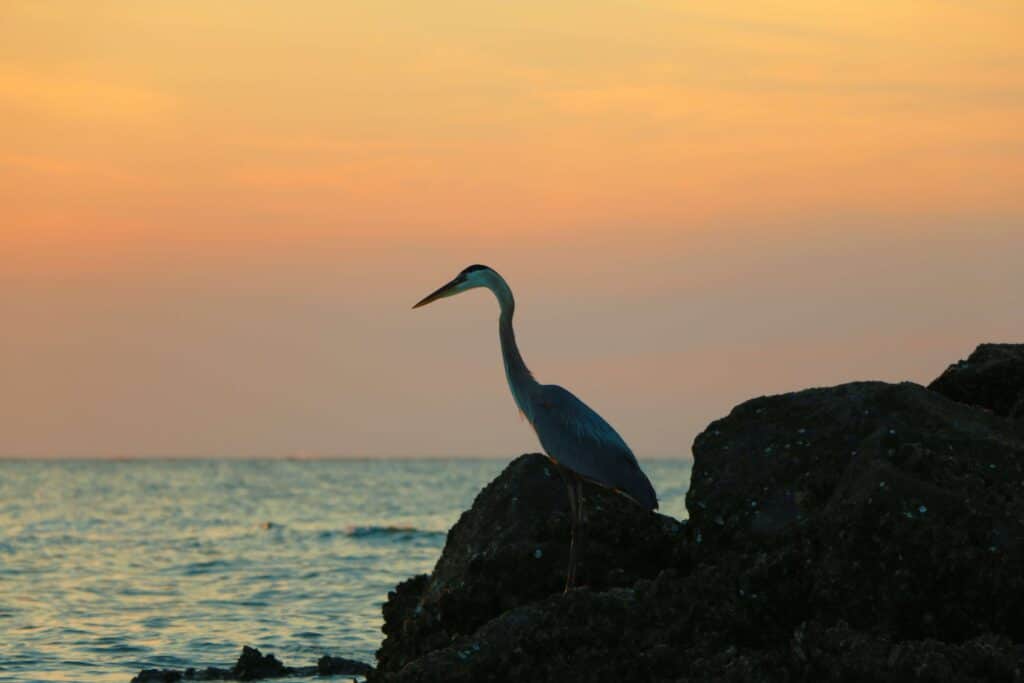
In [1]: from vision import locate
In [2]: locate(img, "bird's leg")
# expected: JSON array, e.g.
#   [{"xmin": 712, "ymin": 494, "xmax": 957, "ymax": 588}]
[
  {"xmin": 572, "ymin": 475, "xmax": 584, "ymax": 588},
  {"xmin": 557, "ymin": 465, "xmax": 579, "ymax": 593}
]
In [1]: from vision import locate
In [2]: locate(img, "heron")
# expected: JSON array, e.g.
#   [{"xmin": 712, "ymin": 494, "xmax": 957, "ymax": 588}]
[{"xmin": 413, "ymin": 264, "xmax": 658, "ymax": 592}]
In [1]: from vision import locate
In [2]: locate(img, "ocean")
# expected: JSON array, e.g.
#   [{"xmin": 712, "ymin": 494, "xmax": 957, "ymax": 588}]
[{"xmin": 0, "ymin": 458, "xmax": 691, "ymax": 682}]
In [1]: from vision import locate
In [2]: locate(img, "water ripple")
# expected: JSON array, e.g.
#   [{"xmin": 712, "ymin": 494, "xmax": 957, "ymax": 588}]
[{"xmin": 0, "ymin": 458, "xmax": 690, "ymax": 682}]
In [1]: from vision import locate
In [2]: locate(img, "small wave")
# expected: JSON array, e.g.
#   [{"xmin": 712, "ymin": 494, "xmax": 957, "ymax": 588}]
[
  {"xmin": 344, "ymin": 525, "xmax": 445, "ymax": 539},
  {"xmin": 181, "ymin": 559, "xmax": 239, "ymax": 575}
]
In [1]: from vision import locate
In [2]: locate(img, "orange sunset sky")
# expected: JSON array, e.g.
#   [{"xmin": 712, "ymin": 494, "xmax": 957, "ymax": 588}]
[{"xmin": 2, "ymin": 1, "xmax": 1022, "ymax": 458}]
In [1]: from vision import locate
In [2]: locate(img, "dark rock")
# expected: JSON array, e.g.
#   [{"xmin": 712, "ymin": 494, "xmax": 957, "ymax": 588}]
[
  {"xmin": 687, "ymin": 380, "xmax": 1024, "ymax": 640},
  {"xmin": 132, "ymin": 671, "xmax": 183, "ymax": 683},
  {"xmin": 131, "ymin": 646, "xmax": 374, "ymax": 682},
  {"xmin": 374, "ymin": 453, "xmax": 689, "ymax": 676},
  {"xmin": 374, "ymin": 362, "xmax": 1024, "ymax": 682},
  {"xmin": 791, "ymin": 621, "xmax": 1024, "ymax": 682},
  {"xmin": 688, "ymin": 380, "xmax": 1024, "ymax": 542},
  {"xmin": 318, "ymin": 654, "xmax": 374, "ymax": 676},
  {"xmin": 232, "ymin": 647, "xmax": 286, "ymax": 681},
  {"xmin": 929, "ymin": 343, "xmax": 1024, "ymax": 419},
  {"xmin": 131, "ymin": 666, "xmax": 233, "ymax": 682}
]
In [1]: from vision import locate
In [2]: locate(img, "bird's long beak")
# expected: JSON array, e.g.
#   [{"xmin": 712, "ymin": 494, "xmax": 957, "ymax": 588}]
[{"xmin": 412, "ymin": 278, "xmax": 461, "ymax": 309}]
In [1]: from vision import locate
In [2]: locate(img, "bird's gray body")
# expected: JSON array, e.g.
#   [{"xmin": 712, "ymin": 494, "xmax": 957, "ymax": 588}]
[
  {"xmin": 525, "ymin": 383, "xmax": 657, "ymax": 510},
  {"xmin": 416, "ymin": 264, "xmax": 658, "ymax": 511}
]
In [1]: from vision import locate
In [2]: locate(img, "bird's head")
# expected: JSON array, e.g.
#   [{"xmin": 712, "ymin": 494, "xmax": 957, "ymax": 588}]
[{"xmin": 412, "ymin": 264, "xmax": 496, "ymax": 308}]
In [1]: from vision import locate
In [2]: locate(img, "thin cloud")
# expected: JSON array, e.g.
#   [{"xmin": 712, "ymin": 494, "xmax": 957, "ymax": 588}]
[{"xmin": 0, "ymin": 66, "xmax": 175, "ymax": 121}]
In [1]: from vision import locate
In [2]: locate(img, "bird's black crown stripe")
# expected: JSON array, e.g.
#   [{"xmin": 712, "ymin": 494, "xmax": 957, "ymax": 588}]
[{"xmin": 462, "ymin": 264, "xmax": 491, "ymax": 274}]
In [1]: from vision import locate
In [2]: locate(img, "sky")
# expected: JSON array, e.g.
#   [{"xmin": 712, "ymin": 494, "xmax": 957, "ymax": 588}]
[{"xmin": 1, "ymin": 1, "xmax": 1022, "ymax": 459}]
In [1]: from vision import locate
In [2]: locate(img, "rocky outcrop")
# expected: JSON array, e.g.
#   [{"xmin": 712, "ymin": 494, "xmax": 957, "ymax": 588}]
[
  {"xmin": 375, "ymin": 454, "xmax": 689, "ymax": 676},
  {"xmin": 131, "ymin": 646, "xmax": 373, "ymax": 682},
  {"xmin": 929, "ymin": 343, "xmax": 1024, "ymax": 419},
  {"xmin": 688, "ymin": 380, "xmax": 1024, "ymax": 641},
  {"xmin": 374, "ymin": 344, "xmax": 1024, "ymax": 682}
]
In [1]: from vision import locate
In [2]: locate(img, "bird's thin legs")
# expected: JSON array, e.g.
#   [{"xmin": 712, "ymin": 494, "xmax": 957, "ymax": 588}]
[
  {"xmin": 570, "ymin": 475, "xmax": 584, "ymax": 591},
  {"xmin": 557, "ymin": 467, "xmax": 585, "ymax": 593},
  {"xmin": 561, "ymin": 469, "xmax": 577, "ymax": 592},
  {"xmin": 554, "ymin": 464, "xmax": 586, "ymax": 592}
]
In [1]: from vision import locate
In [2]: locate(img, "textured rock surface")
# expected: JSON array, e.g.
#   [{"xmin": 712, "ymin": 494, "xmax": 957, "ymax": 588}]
[
  {"xmin": 687, "ymin": 380, "xmax": 1024, "ymax": 640},
  {"xmin": 929, "ymin": 343, "xmax": 1024, "ymax": 419},
  {"xmin": 375, "ymin": 454, "xmax": 689, "ymax": 676},
  {"xmin": 373, "ymin": 346, "xmax": 1024, "ymax": 682}
]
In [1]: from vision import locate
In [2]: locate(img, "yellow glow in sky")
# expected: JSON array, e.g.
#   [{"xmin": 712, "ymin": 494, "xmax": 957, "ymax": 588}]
[{"xmin": 1, "ymin": 2, "xmax": 1022, "ymax": 457}]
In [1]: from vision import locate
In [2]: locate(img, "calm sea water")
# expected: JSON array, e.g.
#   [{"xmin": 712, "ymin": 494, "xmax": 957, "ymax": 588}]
[{"xmin": 0, "ymin": 458, "xmax": 691, "ymax": 683}]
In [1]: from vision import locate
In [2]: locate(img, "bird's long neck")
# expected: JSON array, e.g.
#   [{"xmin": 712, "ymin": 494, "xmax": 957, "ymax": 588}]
[{"xmin": 490, "ymin": 276, "xmax": 537, "ymax": 418}]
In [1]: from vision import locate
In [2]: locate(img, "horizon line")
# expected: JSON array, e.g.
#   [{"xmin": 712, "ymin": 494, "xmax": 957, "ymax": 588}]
[{"xmin": 0, "ymin": 453, "xmax": 692, "ymax": 462}]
